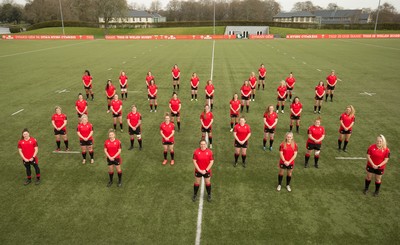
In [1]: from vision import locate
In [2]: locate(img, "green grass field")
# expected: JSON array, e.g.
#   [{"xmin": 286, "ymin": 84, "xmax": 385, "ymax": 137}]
[{"xmin": 0, "ymin": 38, "xmax": 399, "ymax": 244}]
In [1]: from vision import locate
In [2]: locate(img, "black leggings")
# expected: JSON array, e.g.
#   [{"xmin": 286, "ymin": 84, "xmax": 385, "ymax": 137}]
[{"xmin": 24, "ymin": 163, "xmax": 40, "ymax": 177}]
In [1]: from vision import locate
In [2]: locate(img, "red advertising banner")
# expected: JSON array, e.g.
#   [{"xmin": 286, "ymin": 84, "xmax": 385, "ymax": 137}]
[
  {"xmin": 1, "ymin": 35, "xmax": 94, "ymax": 40},
  {"xmin": 105, "ymin": 35, "xmax": 236, "ymax": 40},
  {"xmin": 249, "ymin": 34, "xmax": 274, "ymax": 39},
  {"xmin": 286, "ymin": 34, "xmax": 400, "ymax": 39}
]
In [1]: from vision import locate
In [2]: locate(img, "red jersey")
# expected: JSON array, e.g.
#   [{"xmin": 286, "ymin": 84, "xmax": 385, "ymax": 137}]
[
  {"xmin": 111, "ymin": 100, "xmax": 123, "ymax": 114},
  {"xmin": 367, "ymin": 144, "xmax": 390, "ymax": 170},
  {"xmin": 104, "ymin": 139, "xmax": 122, "ymax": 159},
  {"xmin": 77, "ymin": 123, "xmax": 93, "ymax": 141},
  {"xmin": 82, "ymin": 75, "xmax": 92, "ymax": 87},
  {"xmin": 191, "ymin": 77, "xmax": 200, "ymax": 88},
  {"xmin": 307, "ymin": 125, "xmax": 325, "ymax": 144},
  {"xmin": 127, "ymin": 112, "xmax": 142, "ymax": 128},
  {"xmin": 193, "ymin": 148, "xmax": 214, "ymax": 172},
  {"xmin": 146, "ymin": 75, "xmax": 154, "ymax": 86},
  {"xmin": 234, "ymin": 123, "xmax": 251, "ymax": 141},
  {"xmin": 340, "ymin": 113, "xmax": 355, "ymax": 131},
  {"xmin": 75, "ymin": 99, "xmax": 87, "ymax": 115},
  {"xmin": 169, "ymin": 98, "xmax": 181, "ymax": 112},
  {"xmin": 264, "ymin": 112, "xmax": 278, "ymax": 129},
  {"xmin": 315, "ymin": 85, "xmax": 325, "ymax": 97},
  {"xmin": 279, "ymin": 142, "xmax": 298, "ymax": 165},
  {"xmin": 258, "ymin": 67, "xmax": 266, "ymax": 77},
  {"xmin": 160, "ymin": 122, "xmax": 175, "ymax": 143},
  {"xmin": 326, "ymin": 75, "xmax": 337, "ymax": 86},
  {"xmin": 119, "ymin": 75, "xmax": 128, "ymax": 86},
  {"xmin": 249, "ymin": 76, "xmax": 257, "ymax": 88},
  {"xmin": 290, "ymin": 102, "xmax": 302, "ymax": 116},
  {"xmin": 52, "ymin": 113, "xmax": 67, "ymax": 130},
  {"xmin": 277, "ymin": 86, "xmax": 287, "ymax": 98},
  {"xmin": 105, "ymin": 84, "xmax": 116, "ymax": 98},
  {"xmin": 18, "ymin": 137, "xmax": 38, "ymax": 160},
  {"xmin": 230, "ymin": 100, "xmax": 241, "ymax": 115},
  {"xmin": 200, "ymin": 112, "xmax": 213, "ymax": 128},
  {"xmin": 241, "ymin": 85, "xmax": 251, "ymax": 97},
  {"xmin": 286, "ymin": 77, "xmax": 296, "ymax": 88},
  {"xmin": 205, "ymin": 84, "xmax": 214, "ymax": 95},
  {"xmin": 172, "ymin": 68, "xmax": 180, "ymax": 78},
  {"xmin": 148, "ymin": 85, "xmax": 157, "ymax": 96}
]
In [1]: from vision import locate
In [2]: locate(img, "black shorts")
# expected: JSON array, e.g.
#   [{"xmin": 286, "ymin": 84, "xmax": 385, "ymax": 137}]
[
  {"xmin": 286, "ymin": 86, "xmax": 293, "ymax": 91},
  {"xmin": 315, "ymin": 96, "xmax": 323, "ymax": 100},
  {"xmin": 107, "ymin": 158, "xmax": 121, "ymax": 166},
  {"xmin": 264, "ymin": 128, "xmax": 275, "ymax": 134},
  {"xmin": 290, "ymin": 115, "xmax": 300, "ymax": 120},
  {"xmin": 171, "ymin": 112, "xmax": 180, "ymax": 117},
  {"xmin": 241, "ymin": 96, "xmax": 250, "ymax": 100},
  {"xmin": 366, "ymin": 166, "xmax": 384, "ymax": 175},
  {"xmin": 206, "ymin": 95, "xmax": 213, "ymax": 100},
  {"xmin": 113, "ymin": 113, "xmax": 121, "ymax": 118},
  {"xmin": 173, "ymin": 77, "xmax": 180, "ymax": 81},
  {"xmin": 230, "ymin": 114, "xmax": 239, "ymax": 118},
  {"xmin": 120, "ymin": 85, "xmax": 127, "ymax": 89},
  {"xmin": 163, "ymin": 141, "xmax": 174, "ymax": 145},
  {"xmin": 306, "ymin": 143, "xmax": 321, "ymax": 151},
  {"xmin": 80, "ymin": 140, "xmax": 93, "ymax": 146},
  {"xmin": 259, "ymin": 76, "xmax": 265, "ymax": 80},
  {"xmin": 107, "ymin": 96, "xmax": 113, "ymax": 100},
  {"xmin": 84, "ymin": 85, "xmax": 92, "ymax": 90},
  {"xmin": 129, "ymin": 127, "xmax": 141, "ymax": 135},
  {"xmin": 250, "ymin": 86, "xmax": 256, "ymax": 90},
  {"xmin": 149, "ymin": 96, "xmax": 157, "ymax": 100},
  {"xmin": 279, "ymin": 163, "xmax": 294, "ymax": 169},
  {"xmin": 277, "ymin": 97, "xmax": 285, "ymax": 102},
  {"xmin": 23, "ymin": 159, "xmax": 38, "ymax": 165},
  {"xmin": 234, "ymin": 140, "xmax": 248, "ymax": 148},
  {"xmin": 191, "ymin": 86, "xmax": 198, "ymax": 90},
  {"xmin": 339, "ymin": 129, "xmax": 352, "ymax": 134},
  {"xmin": 195, "ymin": 171, "xmax": 211, "ymax": 178},
  {"xmin": 54, "ymin": 129, "xmax": 66, "ymax": 135},
  {"xmin": 327, "ymin": 85, "xmax": 335, "ymax": 90},
  {"xmin": 201, "ymin": 127, "xmax": 212, "ymax": 133}
]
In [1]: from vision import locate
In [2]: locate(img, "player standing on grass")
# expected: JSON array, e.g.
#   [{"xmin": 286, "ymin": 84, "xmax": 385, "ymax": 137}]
[
  {"xmin": 263, "ymin": 105, "xmax": 278, "ymax": 151},
  {"xmin": 104, "ymin": 129, "xmax": 123, "ymax": 187},
  {"xmin": 338, "ymin": 105, "xmax": 356, "ymax": 152},
  {"xmin": 200, "ymin": 104, "xmax": 214, "ymax": 149},
  {"xmin": 18, "ymin": 128, "xmax": 40, "ymax": 185},
  {"xmin": 276, "ymin": 80, "xmax": 287, "ymax": 113},
  {"xmin": 229, "ymin": 93, "xmax": 241, "ymax": 132},
  {"xmin": 233, "ymin": 117, "xmax": 251, "ymax": 168},
  {"xmin": 277, "ymin": 132, "xmax": 298, "ymax": 192},
  {"xmin": 119, "ymin": 71, "xmax": 128, "ymax": 100},
  {"xmin": 77, "ymin": 115, "xmax": 94, "ymax": 164},
  {"xmin": 249, "ymin": 72, "xmax": 257, "ymax": 101},
  {"xmin": 127, "ymin": 105, "xmax": 143, "ymax": 150},
  {"xmin": 363, "ymin": 135, "xmax": 390, "ymax": 196},
  {"xmin": 160, "ymin": 113, "xmax": 175, "ymax": 165},
  {"xmin": 305, "ymin": 117, "xmax": 325, "ymax": 168},
  {"xmin": 146, "ymin": 71, "xmax": 154, "ymax": 100},
  {"xmin": 111, "ymin": 94, "xmax": 123, "ymax": 132},
  {"xmin": 314, "ymin": 81, "xmax": 325, "ymax": 114},
  {"xmin": 105, "ymin": 79, "xmax": 116, "ymax": 113},
  {"xmin": 285, "ymin": 72, "xmax": 296, "ymax": 102},
  {"xmin": 169, "ymin": 92, "xmax": 182, "ymax": 132},
  {"xmin": 75, "ymin": 93, "xmax": 88, "ymax": 120},
  {"xmin": 258, "ymin": 64, "xmax": 266, "ymax": 90},
  {"xmin": 51, "ymin": 106, "xmax": 69, "ymax": 151},
  {"xmin": 172, "ymin": 64, "xmax": 180, "ymax": 90},
  {"xmin": 82, "ymin": 70, "xmax": 94, "ymax": 101},
  {"xmin": 205, "ymin": 80, "xmax": 215, "ymax": 110},
  {"xmin": 148, "ymin": 80, "xmax": 158, "ymax": 112},
  {"xmin": 192, "ymin": 140, "xmax": 214, "ymax": 202},
  {"xmin": 240, "ymin": 80, "xmax": 251, "ymax": 113},
  {"xmin": 326, "ymin": 70, "xmax": 337, "ymax": 102},
  {"xmin": 289, "ymin": 97, "xmax": 302, "ymax": 133},
  {"xmin": 190, "ymin": 72, "xmax": 200, "ymax": 101}
]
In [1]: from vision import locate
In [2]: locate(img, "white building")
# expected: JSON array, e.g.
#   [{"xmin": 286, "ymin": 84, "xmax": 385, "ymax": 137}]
[{"xmin": 99, "ymin": 10, "xmax": 166, "ymax": 28}]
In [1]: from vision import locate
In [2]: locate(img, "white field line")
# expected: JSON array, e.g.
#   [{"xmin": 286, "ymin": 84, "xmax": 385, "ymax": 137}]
[
  {"xmin": 11, "ymin": 109, "xmax": 24, "ymax": 116},
  {"xmin": 317, "ymin": 69, "xmax": 322, "ymax": 72},
  {"xmin": 302, "ymin": 61, "xmax": 307, "ymax": 65},
  {"xmin": 338, "ymin": 78, "xmax": 342, "ymax": 81},
  {"xmin": 359, "ymin": 92, "xmax": 376, "ymax": 96},
  {"xmin": 52, "ymin": 151, "xmax": 80, "ymax": 154},
  {"xmin": 335, "ymin": 157, "xmax": 367, "ymax": 160},
  {"xmin": 292, "ymin": 56, "xmax": 295, "ymax": 59},
  {"xmin": 107, "ymin": 68, "xmax": 112, "ymax": 70}
]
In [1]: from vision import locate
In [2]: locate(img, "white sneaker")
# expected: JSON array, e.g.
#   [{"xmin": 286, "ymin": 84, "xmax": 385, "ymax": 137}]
[
  {"xmin": 281, "ymin": 110, "xmax": 284, "ymax": 113},
  {"xmin": 276, "ymin": 110, "xmax": 279, "ymax": 113},
  {"xmin": 252, "ymin": 99, "xmax": 255, "ymax": 102},
  {"xmin": 154, "ymin": 110, "xmax": 157, "ymax": 112},
  {"xmin": 191, "ymin": 99, "xmax": 193, "ymax": 101},
  {"xmin": 195, "ymin": 99, "xmax": 198, "ymax": 101},
  {"xmin": 286, "ymin": 185, "xmax": 292, "ymax": 192},
  {"xmin": 230, "ymin": 128, "xmax": 233, "ymax": 132},
  {"xmin": 209, "ymin": 144, "xmax": 213, "ymax": 149},
  {"xmin": 150, "ymin": 110, "xmax": 153, "ymax": 112},
  {"xmin": 277, "ymin": 185, "xmax": 281, "ymax": 191}
]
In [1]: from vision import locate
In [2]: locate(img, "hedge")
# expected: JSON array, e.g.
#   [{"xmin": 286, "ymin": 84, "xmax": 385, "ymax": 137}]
[{"xmin": 26, "ymin": 21, "xmax": 98, "ymax": 31}]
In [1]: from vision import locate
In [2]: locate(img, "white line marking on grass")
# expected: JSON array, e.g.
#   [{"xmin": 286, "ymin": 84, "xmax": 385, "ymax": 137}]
[
  {"xmin": 338, "ymin": 78, "xmax": 342, "ymax": 81},
  {"xmin": 360, "ymin": 92, "xmax": 376, "ymax": 96},
  {"xmin": 107, "ymin": 68, "xmax": 112, "ymax": 70},
  {"xmin": 122, "ymin": 61, "xmax": 126, "ymax": 64},
  {"xmin": 302, "ymin": 61, "xmax": 307, "ymax": 65},
  {"xmin": 317, "ymin": 69, "xmax": 322, "ymax": 72},
  {"xmin": 11, "ymin": 109, "xmax": 24, "ymax": 116},
  {"xmin": 283, "ymin": 53, "xmax": 287, "ymax": 55},
  {"xmin": 55, "ymin": 89, "xmax": 70, "ymax": 94},
  {"xmin": 52, "ymin": 151, "xmax": 80, "ymax": 154},
  {"xmin": 335, "ymin": 157, "xmax": 366, "ymax": 160},
  {"xmin": 292, "ymin": 56, "xmax": 295, "ymax": 59}
]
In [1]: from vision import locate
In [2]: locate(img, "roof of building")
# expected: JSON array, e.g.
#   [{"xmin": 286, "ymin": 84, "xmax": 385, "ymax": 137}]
[
  {"xmin": 274, "ymin": 11, "xmax": 315, "ymax": 18},
  {"xmin": 117, "ymin": 10, "xmax": 164, "ymax": 18},
  {"xmin": 313, "ymin": 9, "xmax": 362, "ymax": 18}
]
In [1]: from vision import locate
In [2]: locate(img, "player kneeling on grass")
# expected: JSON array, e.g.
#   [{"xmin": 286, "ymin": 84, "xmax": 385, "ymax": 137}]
[
  {"xmin": 305, "ymin": 117, "xmax": 325, "ymax": 168},
  {"xmin": 127, "ymin": 105, "xmax": 142, "ymax": 150},
  {"xmin": 338, "ymin": 105, "xmax": 355, "ymax": 152},
  {"xmin": 363, "ymin": 135, "xmax": 390, "ymax": 197},
  {"xmin": 233, "ymin": 117, "xmax": 251, "ymax": 168},
  {"xmin": 277, "ymin": 132, "xmax": 298, "ymax": 192},
  {"xmin": 104, "ymin": 129, "xmax": 123, "ymax": 187},
  {"xmin": 77, "ymin": 115, "xmax": 94, "ymax": 164},
  {"xmin": 18, "ymin": 128, "xmax": 40, "ymax": 185},
  {"xmin": 52, "ymin": 106, "xmax": 69, "ymax": 151},
  {"xmin": 192, "ymin": 140, "xmax": 214, "ymax": 202},
  {"xmin": 160, "ymin": 113, "xmax": 175, "ymax": 165}
]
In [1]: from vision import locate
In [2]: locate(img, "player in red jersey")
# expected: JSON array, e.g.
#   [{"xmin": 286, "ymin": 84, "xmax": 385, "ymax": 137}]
[
  {"xmin": 363, "ymin": 135, "xmax": 390, "ymax": 196},
  {"xmin": 192, "ymin": 140, "xmax": 214, "ymax": 202},
  {"xmin": 104, "ymin": 129, "xmax": 123, "ymax": 187},
  {"xmin": 326, "ymin": 70, "xmax": 337, "ymax": 102},
  {"xmin": 51, "ymin": 106, "xmax": 69, "ymax": 151},
  {"xmin": 205, "ymin": 80, "xmax": 215, "ymax": 110},
  {"xmin": 277, "ymin": 132, "xmax": 298, "ymax": 192},
  {"xmin": 105, "ymin": 79, "xmax": 116, "ymax": 113},
  {"xmin": 314, "ymin": 81, "xmax": 325, "ymax": 114},
  {"xmin": 77, "ymin": 115, "xmax": 94, "ymax": 164},
  {"xmin": 229, "ymin": 93, "xmax": 241, "ymax": 132},
  {"xmin": 200, "ymin": 104, "xmax": 214, "ymax": 149},
  {"xmin": 82, "ymin": 70, "xmax": 94, "ymax": 101},
  {"xmin": 338, "ymin": 105, "xmax": 355, "ymax": 152},
  {"xmin": 146, "ymin": 71, "xmax": 155, "ymax": 100},
  {"xmin": 276, "ymin": 80, "xmax": 287, "ymax": 113},
  {"xmin": 190, "ymin": 72, "xmax": 200, "ymax": 101},
  {"xmin": 305, "ymin": 117, "xmax": 325, "ymax": 168},
  {"xmin": 160, "ymin": 113, "xmax": 175, "ymax": 165},
  {"xmin": 233, "ymin": 117, "xmax": 251, "ymax": 167},
  {"xmin": 75, "ymin": 93, "xmax": 88, "ymax": 120},
  {"xmin": 240, "ymin": 80, "xmax": 251, "ymax": 113},
  {"xmin": 18, "ymin": 128, "xmax": 40, "ymax": 185},
  {"xmin": 263, "ymin": 105, "xmax": 278, "ymax": 151},
  {"xmin": 169, "ymin": 92, "xmax": 182, "ymax": 131},
  {"xmin": 148, "ymin": 79, "xmax": 158, "ymax": 112},
  {"xmin": 289, "ymin": 97, "xmax": 302, "ymax": 133},
  {"xmin": 111, "ymin": 94, "xmax": 123, "ymax": 132},
  {"xmin": 172, "ymin": 64, "xmax": 181, "ymax": 90},
  {"xmin": 248, "ymin": 72, "xmax": 257, "ymax": 101},
  {"xmin": 127, "ymin": 105, "xmax": 143, "ymax": 150},
  {"xmin": 258, "ymin": 63, "xmax": 266, "ymax": 90},
  {"xmin": 119, "ymin": 71, "xmax": 128, "ymax": 100},
  {"xmin": 285, "ymin": 72, "xmax": 296, "ymax": 102}
]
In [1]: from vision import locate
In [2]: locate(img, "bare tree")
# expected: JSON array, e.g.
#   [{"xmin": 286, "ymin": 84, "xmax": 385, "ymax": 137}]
[
  {"xmin": 149, "ymin": 0, "xmax": 162, "ymax": 13},
  {"xmin": 94, "ymin": 0, "xmax": 127, "ymax": 31},
  {"xmin": 292, "ymin": 1, "xmax": 321, "ymax": 12},
  {"xmin": 326, "ymin": 3, "xmax": 343, "ymax": 10}
]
